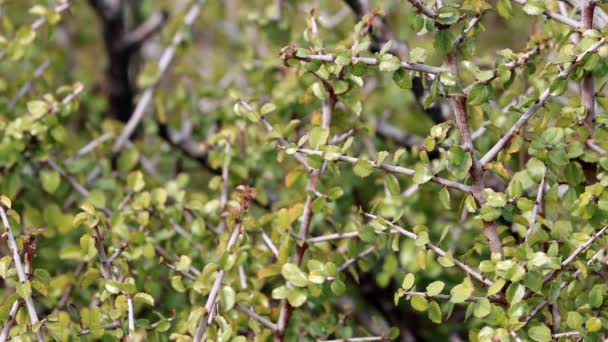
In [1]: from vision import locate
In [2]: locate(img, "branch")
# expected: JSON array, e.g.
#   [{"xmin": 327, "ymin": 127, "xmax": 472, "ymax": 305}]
[
  {"xmin": 235, "ymin": 304, "xmax": 277, "ymax": 331},
  {"xmin": 0, "ymin": 207, "xmax": 42, "ymax": 338},
  {"xmin": 326, "ymin": 246, "xmax": 377, "ymax": 281},
  {"xmin": 402, "ymin": 291, "xmax": 484, "ymax": 303},
  {"xmin": 446, "ymin": 15, "xmax": 503, "ymax": 256},
  {"xmin": 281, "ymin": 49, "xmax": 445, "ymax": 75},
  {"xmin": 462, "ymin": 47, "xmax": 540, "ymax": 95},
  {"xmin": 406, "ymin": 0, "xmax": 438, "ymax": 19},
  {"xmin": 522, "ymin": 232, "xmax": 607, "ymax": 323},
  {"xmin": 320, "ymin": 337, "xmax": 388, "ymax": 342},
  {"xmin": 285, "ymin": 147, "xmax": 473, "ymax": 194},
  {"xmin": 581, "ymin": 0, "xmax": 596, "ymax": 135},
  {"xmin": 363, "ymin": 212, "xmax": 493, "ymax": 287},
  {"xmin": 118, "ymin": 10, "xmax": 170, "ymax": 52},
  {"xmin": 525, "ymin": 173, "xmax": 545, "ymax": 242},
  {"xmin": 510, "ymin": 0, "xmax": 582, "ymax": 29},
  {"xmin": 479, "ymin": 38, "xmax": 605, "ymax": 166},
  {"xmin": 127, "ymin": 295, "xmax": 135, "ymax": 336},
  {"xmin": 261, "ymin": 231, "xmax": 279, "ymax": 258},
  {"xmin": 276, "ymin": 91, "xmax": 337, "ymax": 340},
  {"xmin": 0, "ymin": 2, "xmax": 72, "ymax": 60},
  {"xmin": 113, "ymin": 0, "xmax": 207, "ymax": 152},
  {"xmin": 193, "ymin": 222, "xmax": 243, "ymax": 341},
  {"xmin": 0, "ymin": 300, "xmax": 21, "ymax": 342},
  {"xmin": 8, "ymin": 60, "xmax": 50, "ymax": 110},
  {"xmin": 542, "ymin": 225, "xmax": 608, "ymax": 284}
]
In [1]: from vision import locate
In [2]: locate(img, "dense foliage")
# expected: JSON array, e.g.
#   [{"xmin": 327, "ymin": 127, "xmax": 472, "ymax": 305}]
[{"xmin": 1, "ymin": 0, "xmax": 608, "ymax": 341}]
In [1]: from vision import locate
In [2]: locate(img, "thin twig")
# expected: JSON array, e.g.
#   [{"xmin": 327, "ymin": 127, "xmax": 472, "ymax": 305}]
[
  {"xmin": 286, "ymin": 147, "xmax": 472, "ymax": 194},
  {"xmin": 0, "ymin": 207, "xmax": 42, "ymax": 339},
  {"xmin": 510, "ymin": 0, "xmax": 582, "ymax": 28},
  {"xmin": 0, "ymin": 2, "xmax": 72, "ymax": 60},
  {"xmin": 363, "ymin": 212, "xmax": 493, "ymax": 287},
  {"xmin": 479, "ymin": 38, "xmax": 605, "ymax": 166},
  {"xmin": 113, "ymin": 0, "xmax": 207, "ymax": 152},
  {"xmin": 193, "ymin": 222, "xmax": 243, "ymax": 341},
  {"xmin": 8, "ymin": 60, "xmax": 50, "ymax": 110},
  {"xmin": 0, "ymin": 301, "xmax": 21, "ymax": 342},
  {"xmin": 282, "ymin": 50, "xmax": 444, "ymax": 75},
  {"xmin": 235, "ymin": 304, "xmax": 277, "ymax": 331},
  {"xmin": 525, "ymin": 173, "xmax": 546, "ymax": 242}
]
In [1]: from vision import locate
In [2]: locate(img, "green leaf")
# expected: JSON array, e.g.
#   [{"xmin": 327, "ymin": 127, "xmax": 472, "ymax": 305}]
[
  {"xmin": 379, "ymin": 54, "xmax": 402, "ymax": 72},
  {"xmin": 436, "ymin": 7, "xmax": 460, "ymax": 25},
  {"xmin": 354, "ymin": 159, "xmax": 374, "ymax": 177},
  {"xmin": 16, "ymin": 281, "xmax": 32, "ymax": 299},
  {"xmin": 497, "ymin": 0, "xmax": 512, "ymax": 18},
  {"xmin": 487, "ymin": 278, "xmax": 505, "ymax": 296},
  {"xmin": 586, "ymin": 317, "xmax": 602, "ymax": 332},
  {"xmin": 409, "ymin": 47, "xmax": 427, "ymax": 63},
  {"xmin": 40, "ymin": 169, "xmax": 61, "ymax": 194},
  {"xmin": 134, "ymin": 293, "xmax": 155, "ymax": 306},
  {"xmin": 522, "ymin": 0, "xmax": 545, "ymax": 15},
  {"xmin": 220, "ymin": 286, "xmax": 236, "ymax": 311},
  {"xmin": 435, "ymin": 29, "xmax": 455, "ymax": 55},
  {"xmin": 331, "ymin": 279, "xmax": 346, "ymax": 296},
  {"xmin": 312, "ymin": 82, "xmax": 326, "ymax": 100},
  {"xmin": 414, "ymin": 164, "xmax": 432, "ymax": 184},
  {"xmin": 447, "ymin": 146, "xmax": 472, "ymax": 179},
  {"xmin": 27, "ymin": 100, "xmax": 49, "ymax": 117},
  {"xmin": 467, "ymin": 83, "xmax": 490, "ymax": 106},
  {"xmin": 589, "ymin": 284, "xmax": 604, "ymax": 307},
  {"xmin": 411, "ymin": 295, "xmax": 429, "ymax": 311},
  {"xmin": 281, "ymin": 263, "xmax": 308, "ymax": 287},
  {"xmin": 393, "ymin": 69, "xmax": 412, "ymax": 89},
  {"xmin": 0, "ymin": 256, "xmax": 11, "ymax": 279},
  {"xmin": 549, "ymin": 77, "xmax": 567, "ymax": 96},
  {"xmin": 309, "ymin": 127, "xmax": 329, "ymax": 149},
  {"xmin": 287, "ymin": 288, "xmax": 307, "ymax": 307},
  {"xmin": 402, "ymin": 273, "xmax": 415, "ymax": 290},
  {"xmin": 450, "ymin": 283, "xmax": 473, "ymax": 303},
  {"xmin": 473, "ymin": 298, "xmax": 491, "ymax": 318},
  {"xmin": 439, "ymin": 188, "xmax": 451, "ymax": 209},
  {"xmin": 506, "ymin": 283, "xmax": 525, "ymax": 305},
  {"xmin": 566, "ymin": 311, "xmax": 583, "ymax": 330},
  {"xmin": 385, "ymin": 174, "xmax": 400, "ymax": 195},
  {"xmin": 334, "ymin": 50, "xmax": 352, "ymax": 66},
  {"xmin": 528, "ymin": 324, "xmax": 551, "ymax": 342},
  {"xmin": 428, "ymin": 301, "xmax": 442, "ymax": 323},
  {"xmin": 426, "ymin": 281, "xmax": 445, "ymax": 296}
]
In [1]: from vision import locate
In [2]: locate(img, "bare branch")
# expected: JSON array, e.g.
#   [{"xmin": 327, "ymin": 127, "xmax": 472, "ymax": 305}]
[
  {"xmin": 581, "ymin": 0, "xmax": 597, "ymax": 134},
  {"xmin": 0, "ymin": 301, "xmax": 21, "ymax": 342},
  {"xmin": 113, "ymin": 0, "xmax": 207, "ymax": 152},
  {"xmin": 8, "ymin": 60, "xmax": 50, "ymax": 110},
  {"xmin": 510, "ymin": 0, "xmax": 582, "ymax": 28},
  {"xmin": 118, "ymin": 10, "xmax": 169, "ymax": 51},
  {"xmin": 235, "ymin": 304, "xmax": 277, "ymax": 331},
  {"xmin": 406, "ymin": 0, "xmax": 438, "ymax": 19},
  {"xmin": 525, "ymin": 173, "xmax": 546, "ymax": 242}
]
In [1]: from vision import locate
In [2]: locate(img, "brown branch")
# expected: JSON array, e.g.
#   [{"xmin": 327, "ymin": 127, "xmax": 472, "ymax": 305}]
[
  {"xmin": 118, "ymin": 10, "xmax": 170, "ymax": 52},
  {"xmin": 581, "ymin": 0, "xmax": 596, "ymax": 135}
]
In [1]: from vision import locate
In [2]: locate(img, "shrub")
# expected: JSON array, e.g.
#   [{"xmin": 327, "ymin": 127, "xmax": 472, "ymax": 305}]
[{"xmin": 1, "ymin": 0, "xmax": 608, "ymax": 341}]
